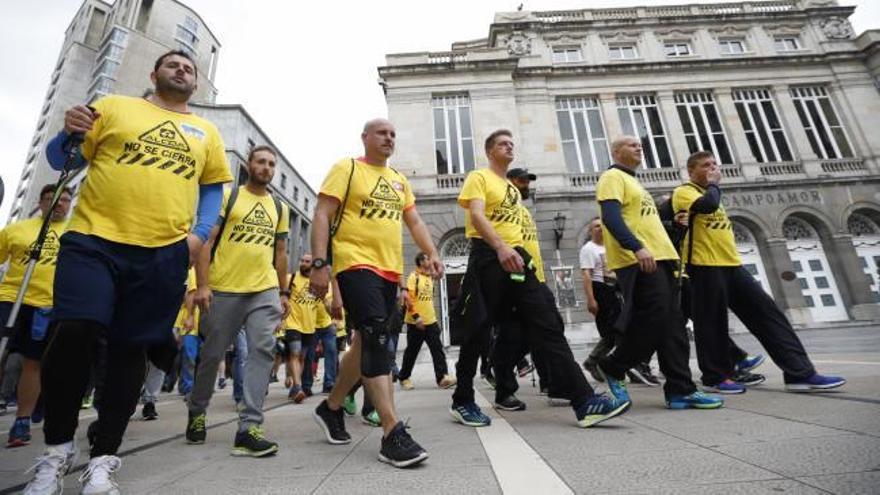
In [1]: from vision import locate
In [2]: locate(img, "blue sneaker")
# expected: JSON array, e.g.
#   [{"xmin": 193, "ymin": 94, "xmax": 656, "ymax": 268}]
[
  {"xmin": 704, "ymin": 379, "xmax": 746, "ymax": 395},
  {"xmin": 7, "ymin": 417, "xmax": 32, "ymax": 448},
  {"xmin": 735, "ymin": 354, "xmax": 765, "ymax": 373},
  {"xmin": 449, "ymin": 403, "xmax": 491, "ymax": 427},
  {"xmin": 598, "ymin": 364, "xmax": 630, "ymax": 403},
  {"xmin": 785, "ymin": 374, "xmax": 846, "ymax": 392},
  {"xmin": 666, "ymin": 391, "xmax": 724, "ymax": 410},
  {"xmin": 576, "ymin": 393, "xmax": 631, "ymax": 428}
]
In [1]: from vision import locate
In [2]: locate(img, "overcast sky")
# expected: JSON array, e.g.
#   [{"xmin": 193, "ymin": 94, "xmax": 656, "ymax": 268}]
[{"xmin": 1, "ymin": 0, "xmax": 877, "ymax": 222}]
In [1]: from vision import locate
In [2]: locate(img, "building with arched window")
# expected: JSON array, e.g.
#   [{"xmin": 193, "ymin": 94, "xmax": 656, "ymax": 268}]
[{"xmin": 380, "ymin": 0, "xmax": 880, "ymax": 338}]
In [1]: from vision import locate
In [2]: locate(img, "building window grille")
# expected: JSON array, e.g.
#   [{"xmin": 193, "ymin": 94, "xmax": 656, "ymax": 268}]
[
  {"xmin": 664, "ymin": 42, "xmax": 692, "ymax": 57},
  {"xmin": 789, "ymin": 86, "xmax": 853, "ymax": 159},
  {"xmin": 674, "ymin": 92, "xmax": 734, "ymax": 164},
  {"xmin": 432, "ymin": 94, "xmax": 475, "ymax": 175},
  {"xmin": 555, "ymin": 97, "xmax": 611, "ymax": 173},
  {"xmin": 608, "ymin": 44, "xmax": 638, "ymax": 60},
  {"xmin": 732, "ymin": 89, "xmax": 793, "ymax": 163},
  {"xmin": 552, "ymin": 47, "xmax": 583, "ymax": 63},
  {"xmin": 616, "ymin": 94, "xmax": 673, "ymax": 168}
]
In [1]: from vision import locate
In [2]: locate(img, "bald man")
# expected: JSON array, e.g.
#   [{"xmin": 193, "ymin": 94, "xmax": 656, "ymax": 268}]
[
  {"xmin": 594, "ymin": 136, "xmax": 723, "ymax": 411},
  {"xmin": 308, "ymin": 118, "xmax": 443, "ymax": 468}
]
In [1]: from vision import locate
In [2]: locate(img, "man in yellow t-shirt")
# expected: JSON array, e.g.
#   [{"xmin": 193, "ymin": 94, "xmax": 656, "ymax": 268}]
[
  {"xmin": 187, "ymin": 145, "xmax": 289, "ymax": 457},
  {"xmin": 451, "ymin": 129, "xmax": 629, "ymax": 430},
  {"xmin": 673, "ymin": 151, "xmax": 843, "ymax": 394},
  {"xmin": 282, "ymin": 254, "xmax": 319, "ymax": 403},
  {"xmin": 596, "ymin": 136, "xmax": 721, "ymax": 411},
  {"xmin": 309, "ymin": 118, "xmax": 441, "ymax": 468},
  {"xmin": 398, "ymin": 252, "xmax": 455, "ymax": 391},
  {"xmin": 1, "ymin": 185, "xmax": 70, "ymax": 448},
  {"xmin": 303, "ymin": 267, "xmax": 338, "ymax": 396},
  {"xmin": 29, "ymin": 50, "xmax": 234, "ymax": 493}
]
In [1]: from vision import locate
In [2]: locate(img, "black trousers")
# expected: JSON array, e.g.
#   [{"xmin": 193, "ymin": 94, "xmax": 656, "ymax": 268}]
[
  {"xmin": 599, "ymin": 262, "xmax": 696, "ymax": 397},
  {"xmin": 398, "ymin": 322, "xmax": 448, "ymax": 383},
  {"xmin": 586, "ymin": 282, "xmax": 623, "ymax": 363},
  {"xmin": 42, "ymin": 320, "xmax": 146, "ymax": 457},
  {"xmin": 689, "ymin": 265, "xmax": 815, "ymax": 384},
  {"xmin": 453, "ymin": 241, "xmax": 593, "ymax": 408},
  {"xmin": 680, "ymin": 276, "xmax": 749, "ymax": 367}
]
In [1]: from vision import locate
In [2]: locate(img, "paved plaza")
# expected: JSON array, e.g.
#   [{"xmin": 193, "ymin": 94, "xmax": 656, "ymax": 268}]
[{"xmin": 1, "ymin": 325, "xmax": 878, "ymax": 494}]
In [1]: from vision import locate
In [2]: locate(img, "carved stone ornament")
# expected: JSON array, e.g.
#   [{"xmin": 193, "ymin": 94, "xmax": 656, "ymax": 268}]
[
  {"xmin": 764, "ymin": 23, "xmax": 804, "ymax": 36},
  {"xmin": 497, "ymin": 11, "xmax": 533, "ymax": 22},
  {"xmin": 505, "ymin": 31, "xmax": 532, "ymax": 56},
  {"xmin": 820, "ymin": 16, "xmax": 854, "ymax": 39},
  {"xmin": 543, "ymin": 31, "xmax": 587, "ymax": 44},
  {"xmin": 801, "ymin": 0, "xmax": 837, "ymax": 7},
  {"xmin": 653, "ymin": 28, "xmax": 696, "ymax": 41},
  {"xmin": 710, "ymin": 24, "xmax": 750, "ymax": 39},
  {"xmin": 600, "ymin": 30, "xmax": 642, "ymax": 44}
]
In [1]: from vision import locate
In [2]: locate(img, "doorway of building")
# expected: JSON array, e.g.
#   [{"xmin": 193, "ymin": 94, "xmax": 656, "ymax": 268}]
[{"xmin": 783, "ymin": 217, "xmax": 848, "ymax": 322}]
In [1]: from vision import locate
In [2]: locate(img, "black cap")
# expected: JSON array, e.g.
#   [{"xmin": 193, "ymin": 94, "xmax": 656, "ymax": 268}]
[{"xmin": 506, "ymin": 168, "xmax": 537, "ymax": 181}]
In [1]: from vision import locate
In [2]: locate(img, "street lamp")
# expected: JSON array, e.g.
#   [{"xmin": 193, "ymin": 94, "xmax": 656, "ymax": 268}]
[{"xmin": 553, "ymin": 212, "xmax": 566, "ymax": 250}]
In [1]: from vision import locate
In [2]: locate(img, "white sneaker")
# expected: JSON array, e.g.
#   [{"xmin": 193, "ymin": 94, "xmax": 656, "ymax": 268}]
[
  {"xmin": 79, "ymin": 455, "xmax": 122, "ymax": 495},
  {"xmin": 24, "ymin": 443, "xmax": 78, "ymax": 495}
]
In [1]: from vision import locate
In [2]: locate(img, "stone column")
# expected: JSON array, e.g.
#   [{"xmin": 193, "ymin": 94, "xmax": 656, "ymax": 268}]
[
  {"xmin": 599, "ymin": 93, "xmax": 624, "ymax": 141},
  {"xmin": 715, "ymin": 88, "xmax": 758, "ymax": 174},
  {"xmin": 826, "ymin": 234, "xmax": 880, "ymax": 320},
  {"xmin": 656, "ymin": 90, "xmax": 690, "ymax": 175},
  {"xmin": 772, "ymin": 85, "xmax": 820, "ymax": 174},
  {"xmin": 762, "ymin": 237, "xmax": 814, "ymax": 326}
]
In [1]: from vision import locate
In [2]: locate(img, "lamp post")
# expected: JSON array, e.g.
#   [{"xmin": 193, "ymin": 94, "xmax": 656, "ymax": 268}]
[{"xmin": 553, "ymin": 212, "xmax": 566, "ymax": 250}]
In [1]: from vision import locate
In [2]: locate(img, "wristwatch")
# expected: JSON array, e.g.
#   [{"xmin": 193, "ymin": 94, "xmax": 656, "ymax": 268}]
[{"xmin": 311, "ymin": 258, "xmax": 328, "ymax": 269}]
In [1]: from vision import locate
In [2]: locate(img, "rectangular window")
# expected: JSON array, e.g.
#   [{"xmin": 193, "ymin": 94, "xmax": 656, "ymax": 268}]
[
  {"xmin": 280, "ymin": 173, "xmax": 288, "ymax": 190},
  {"xmin": 616, "ymin": 94, "xmax": 673, "ymax": 168},
  {"xmin": 555, "ymin": 97, "xmax": 611, "ymax": 173},
  {"xmin": 552, "ymin": 47, "xmax": 583, "ymax": 63},
  {"xmin": 432, "ymin": 94, "xmax": 475, "ymax": 175},
  {"xmin": 789, "ymin": 86, "xmax": 854, "ymax": 159},
  {"xmin": 176, "ymin": 16, "xmax": 199, "ymax": 54},
  {"xmin": 293, "ymin": 186, "xmax": 299, "ymax": 202},
  {"xmin": 664, "ymin": 42, "xmax": 692, "ymax": 57},
  {"xmin": 674, "ymin": 92, "xmax": 733, "ymax": 164},
  {"xmin": 774, "ymin": 36, "xmax": 801, "ymax": 52},
  {"xmin": 304, "ymin": 198, "xmax": 310, "ymax": 212},
  {"xmin": 732, "ymin": 89, "xmax": 794, "ymax": 163},
  {"xmin": 608, "ymin": 44, "xmax": 639, "ymax": 60},
  {"xmin": 719, "ymin": 39, "xmax": 747, "ymax": 55}
]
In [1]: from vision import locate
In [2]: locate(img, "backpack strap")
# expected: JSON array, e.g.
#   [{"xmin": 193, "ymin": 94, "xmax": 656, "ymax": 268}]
[
  {"xmin": 327, "ymin": 159, "xmax": 356, "ymax": 265},
  {"xmin": 210, "ymin": 186, "xmax": 240, "ymax": 261}
]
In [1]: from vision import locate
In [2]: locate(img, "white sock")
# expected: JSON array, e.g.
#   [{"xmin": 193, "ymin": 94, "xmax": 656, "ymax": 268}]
[{"xmin": 49, "ymin": 440, "xmax": 75, "ymax": 453}]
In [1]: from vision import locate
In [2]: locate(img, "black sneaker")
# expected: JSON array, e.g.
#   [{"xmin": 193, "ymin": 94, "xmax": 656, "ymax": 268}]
[
  {"xmin": 186, "ymin": 412, "xmax": 206, "ymax": 444},
  {"xmin": 379, "ymin": 421, "xmax": 429, "ymax": 468},
  {"xmin": 583, "ymin": 360, "xmax": 604, "ymax": 382},
  {"xmin": 733, "ymin": 371, "xmax": 766, "ymax": 387},
  {"xmin": 635, "ymin": 363, "xmax": 661, "ymax": 387},
  {"xmin": 231, "ymin": 425, "xmax": 279, "ymax": 457},
  {"xmin": 495, "ymin": 395, "xmax": 527, "ymax": 411},
  {"xmin": 141, "ymin": 402, "xmax": 158, "ymax": 421},
  {"xmin": 313, "ymin": 400, "xmax": 351, "ymax": 445}
]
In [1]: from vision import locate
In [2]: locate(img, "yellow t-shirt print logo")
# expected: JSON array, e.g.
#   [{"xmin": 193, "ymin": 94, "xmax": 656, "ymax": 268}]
[
  {"xmin": 138, "ymin": 121, "xmax": 191, "ymax": 152},
  {"xmin": 640, "ymin": 193, "xmax": 658, "ymax": 217},
  {"xmin": 370, "ymin": 177, "xmax": 401, "ymax": 202}
]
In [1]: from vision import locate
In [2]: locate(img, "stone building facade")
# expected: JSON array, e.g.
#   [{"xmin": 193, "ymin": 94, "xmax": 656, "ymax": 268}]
[
  {"xmin": 6, "ymin": 0, "xmax": 315, "ymax": 263},
  {"xmin": 379, "ymin": 0, "xmax": 880, "ymax": 341}
]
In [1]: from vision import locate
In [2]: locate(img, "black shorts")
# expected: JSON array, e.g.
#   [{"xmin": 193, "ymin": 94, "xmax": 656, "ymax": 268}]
[
  {"xmin": 52, "ymin": 232, "xmax": 188, "ymax": 345},
  {"xmin": 0, "ymin": 302, "xmax": 50, "ymax": 360},
  {"xmin": 336, "ymin": 269, "xmax": 397, "ymax": 333},
  {"xmin": 285, "ymin": 329, "xmax": 313, "ymax": 354}
]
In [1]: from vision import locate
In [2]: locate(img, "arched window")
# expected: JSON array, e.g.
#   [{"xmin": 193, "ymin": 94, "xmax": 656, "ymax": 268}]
[
  {"xmin": 782, "ymin": 217, "xmax": 817, "ymax": 241},
  {"xmin": 732, "ymin": 222, "xmax": 756, "ymax": 244},
  {"xmin": 440, "ymin": 232, "xmax": 470, "ymax": 259},
  {"xmin": 847, "ymin": 212, "xmax": 880, "ymax": 237}
]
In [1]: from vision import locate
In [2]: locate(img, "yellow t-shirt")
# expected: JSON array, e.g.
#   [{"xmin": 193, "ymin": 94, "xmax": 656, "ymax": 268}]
[
  {"xmin": 314, "ymin": 283, "xmax": 333, "ymax": 329},
  {"xmin": 209, "ymin": 187, "xmax": 289, "ymax": 293},
  {"xmin": 596, "ymin": 167, "xmax": 679, "ymax": 271},
  {"xmin": 404, "ymin": 271, "xmax": 437, "ymax": 325},
  {"xmin": 320, "ymin": 158, "xmax": 415, "ymax": 280},
  {"xmin": 174, "ymin": 268, "xmax": 200, "ymax": 336},
  {"xmin": 284, "ymin": 272, "xmax": 317, "ymax": 334},
  {"xmin": 0, "ymin": 217, "xmax": 68, "ymax": 307},
  {"xmin": 71, "ymin": 95, "xmax": 233, "ymax": 247},
  {"xmin": 458, "ymin": 169, "xmax": 523, "ymax": 247},
  {"xmin": 672, "ymin": 183, "xmax": 741, "ymax": 267},
  {"xmin": 520, "ymin": 206, "xmax": 546, "ymax": 283}
]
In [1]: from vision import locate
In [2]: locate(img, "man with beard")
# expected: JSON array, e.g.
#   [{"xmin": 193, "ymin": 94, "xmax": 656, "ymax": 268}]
[
  {"xmin": 283, "ymin": 253, "xmax": 318, "ymax": 403},
  {"xmin": 2, "ymin": 185, "xmax": 71, "ymax": 447},
  {"xmin": 310, "ymin": 118, "xmax": 442, "ymax": 468},
  {"xmin": 28, "ymin": 50, "xmax": 233, "ymax": 493},
  {"xmin": 450, "ymin": 130, "xmax": 629, "ymax": 428},
  {"xmin": 186, "ymin": 145, "xmax": 290, "ymax": 457}
]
